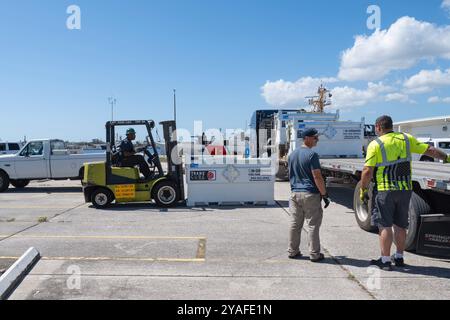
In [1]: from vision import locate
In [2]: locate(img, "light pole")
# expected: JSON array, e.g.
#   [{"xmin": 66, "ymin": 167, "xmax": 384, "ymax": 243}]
[
  {"xmin": 108, "ymin": 97, "xmax": 117, "ymax": 121},
  {"xmin": 173, "ymin": 89, "xmax": 177, "ymax": 123}
]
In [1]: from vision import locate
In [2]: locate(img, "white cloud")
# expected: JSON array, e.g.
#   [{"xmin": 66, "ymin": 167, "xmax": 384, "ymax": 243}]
[
  {"xmin": 443, "ymin": 0, "xmax": 450, "ymax": 15},
  {"xmin": 385, "ymin": 93, "xmax": 414, "ymax": 103},
  {"xmin": 339, "ymin": 17, "xmax": 450, "ymax": 81},
  {"xmin": 428, "ymin": 96, "xmax": 441, "ymax": 103},
  {"xmin": 428, "ymin": 96, "xmax": 450, "ymax": 103},
  {"xmin": 331, "ymin": 82, "xmax": 393, "ymax": 108},
  {"xmin": 404, "ymin": 68, "xmax": 450, "ymax": 94},
  {"xmin": 261, "ymin": 76, "xmax": 338, "ymax": 106},
  {"xmin": 262, "ymin": 78, "xmax": 394, "ymax": 109}
]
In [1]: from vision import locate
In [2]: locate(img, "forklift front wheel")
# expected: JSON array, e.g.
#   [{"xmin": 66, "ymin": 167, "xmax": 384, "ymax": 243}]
[
  {"xmin": 152, "ymin": 181, "xmax": 179, "ymax": 208},
  {"xmin": 91, "ymin": 188, "xmax": 114, "ymax": 209}
]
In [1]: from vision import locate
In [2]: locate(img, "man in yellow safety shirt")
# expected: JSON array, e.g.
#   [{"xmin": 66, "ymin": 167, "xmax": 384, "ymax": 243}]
[{"xmin": 360, "ymin": 115, "xmax": 450, "ymax": 271}]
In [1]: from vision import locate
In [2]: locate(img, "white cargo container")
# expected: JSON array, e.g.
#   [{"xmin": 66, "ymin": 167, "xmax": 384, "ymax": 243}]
[
  {"xmin": 185, "ymin": 156, "xmax": 275, "ymax": 206},
  {"xmin": 272, "ymin": 111, "xmax": 365, "ymax": 179},
  {"xmin": 285, "ymin": 116, "xmax": 365, "ymax": 158}
]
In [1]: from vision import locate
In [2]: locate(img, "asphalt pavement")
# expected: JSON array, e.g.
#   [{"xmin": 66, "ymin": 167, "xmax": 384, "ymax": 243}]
[{"xmin": 0, "ymin": 180, "xmax": 448, "ymax": 300}]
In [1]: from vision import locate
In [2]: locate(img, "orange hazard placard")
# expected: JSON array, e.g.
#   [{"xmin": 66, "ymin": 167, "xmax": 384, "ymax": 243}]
[{"xmin": 115, "ymin": 184, "xmax": 136, "ymax": 199}]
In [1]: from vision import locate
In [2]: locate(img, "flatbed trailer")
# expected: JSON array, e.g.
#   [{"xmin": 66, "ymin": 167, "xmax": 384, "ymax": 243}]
[{"xmin": 320, "ymin": 159, "xmax": 450, "ymax": 257}]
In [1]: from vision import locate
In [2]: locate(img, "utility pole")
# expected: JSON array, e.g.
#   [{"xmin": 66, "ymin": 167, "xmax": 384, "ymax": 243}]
[
  {"xmin": 108, "ymin": 97, "xmax": 117, "ymax": 121},
  {"xmin": 173, "ymin": 89, "xmax": 177, "ymax": 123}
]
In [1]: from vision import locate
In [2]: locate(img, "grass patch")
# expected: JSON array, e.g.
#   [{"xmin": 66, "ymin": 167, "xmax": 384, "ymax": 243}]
[{"xmin": 38, "ymin": 216, "xmax": 48, "ymax": 223}]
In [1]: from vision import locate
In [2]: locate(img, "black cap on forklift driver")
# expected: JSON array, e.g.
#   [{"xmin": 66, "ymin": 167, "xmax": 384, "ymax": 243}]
[{"xmin": 126, "ymin": 128, "xmax": 136, "ymax": 135}]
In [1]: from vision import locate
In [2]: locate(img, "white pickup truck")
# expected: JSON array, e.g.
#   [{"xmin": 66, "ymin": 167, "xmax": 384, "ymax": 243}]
[{"xmin": 0, "ymin": 139, "xmax": 105, "ymax": 192}]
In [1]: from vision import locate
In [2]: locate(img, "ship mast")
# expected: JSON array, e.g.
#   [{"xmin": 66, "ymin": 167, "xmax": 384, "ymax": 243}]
[{"xmin": 305, "ymin": 84, "xmax": 332, "ymax": 113}]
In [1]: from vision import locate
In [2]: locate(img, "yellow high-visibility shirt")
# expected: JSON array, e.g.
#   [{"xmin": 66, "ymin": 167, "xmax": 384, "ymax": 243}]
[{"xmin": 365, "ymin": 132, "xmax": 429, "ymax": 191}]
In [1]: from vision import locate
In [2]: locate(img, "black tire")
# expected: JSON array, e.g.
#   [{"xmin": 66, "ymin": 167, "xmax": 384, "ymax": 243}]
[
  {"xmin": 405, "ymin": 193, "xmax": 430, "ymax": 251},
  {"xmin": 91, "ymin": 188, "xmax": 114, "ymax": 209},
  {"xmin": 10, "ymin": 179, "xmax": 30, "ymax": 189},
  {"xmin": 353, "ymin": 181, "xmax": 377, "ymax": 232},
  {"xmin": 0, "ymin": 171, "xmax": 10, "ymax": 192},
  {"xmin": 152, "ymin": 180, "xmax": 180, "ymax": 208}
]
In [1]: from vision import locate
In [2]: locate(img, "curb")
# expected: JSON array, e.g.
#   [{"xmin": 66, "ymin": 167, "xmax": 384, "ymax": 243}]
[{"xmin": 0, "ymin": 247, "xmax": 41, "ymax": 300}]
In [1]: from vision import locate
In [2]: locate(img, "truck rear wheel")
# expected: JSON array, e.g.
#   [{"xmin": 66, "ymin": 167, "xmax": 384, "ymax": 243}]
[
  {"xmin": 10, "ymin": 179, "xmax": 30, "ymax": 189},
  {"xmin": 152, "ymin": 180, "xmax": 179, "ymax": 208},
  {"xmin": 0, "ymin": 171, "xmax": 10, "ymax": 192},
  {"xmin": 91, "ymin": 188, "xmax": 114, "ymax": 209},
  {"xmin": 405, "ymin": 193, "xmax": 431, "ymax": 251},
  {"xmin": 353, "ymin": 181, "xmax": 377, "ymax": 232}
]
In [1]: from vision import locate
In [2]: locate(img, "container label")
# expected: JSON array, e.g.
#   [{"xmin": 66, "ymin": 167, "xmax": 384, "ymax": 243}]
[
  {"xmin": 248, "ymin": 168, "xmax": 272, "ymax": 182},
  {"xmin": 343, "ymin": 129, "xmax": 362, "ymax": 140},
  {"xmin": 190, "ymin": 170, "xmax": 216, "ymax": 181}
]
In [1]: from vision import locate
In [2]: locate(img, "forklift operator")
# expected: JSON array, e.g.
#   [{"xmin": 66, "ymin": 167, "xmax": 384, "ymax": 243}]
[{"xmin": 120, "ymin": 128, "xmax": 152, "ymax": 179}]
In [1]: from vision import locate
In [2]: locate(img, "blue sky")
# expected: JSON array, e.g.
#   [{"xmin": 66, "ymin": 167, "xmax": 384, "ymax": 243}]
[{"xmin": 0, "ymin": 0, "xmax": 449, "ymax": 141}]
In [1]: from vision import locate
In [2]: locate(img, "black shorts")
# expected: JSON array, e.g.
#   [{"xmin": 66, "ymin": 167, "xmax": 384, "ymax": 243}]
[{"xmin": 371, "ymin": 191, "xmax": 412, "ymax": 229}]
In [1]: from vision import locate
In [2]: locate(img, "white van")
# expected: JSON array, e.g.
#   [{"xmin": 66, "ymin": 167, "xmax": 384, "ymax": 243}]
[
  {"xmin": 414, "ymin": 138, "xmax": 450, "ymax": 162},
  {"xmin": 0, "ymin": 142, "xmax": 23, "ymax": 155}
]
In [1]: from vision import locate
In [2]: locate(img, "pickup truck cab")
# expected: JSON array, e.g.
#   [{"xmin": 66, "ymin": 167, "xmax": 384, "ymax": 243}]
[
  {"xmin": 0, "ymin": 142, "xmax": 22, "ymax": 155},
  {"xmin": 0, "ymin": 139, "xmax": 105, "ymax": 192}
]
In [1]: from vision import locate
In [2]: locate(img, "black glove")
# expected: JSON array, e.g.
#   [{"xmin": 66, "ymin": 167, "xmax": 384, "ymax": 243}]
[{"xmin": 322, "ymin": 194, "xmax": 331, "ymax": 209}]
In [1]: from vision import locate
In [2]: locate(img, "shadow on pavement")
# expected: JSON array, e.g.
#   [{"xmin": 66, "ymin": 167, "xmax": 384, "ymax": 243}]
[
  {"xmin": 327, "ymin": 186, "xmax": 355, "ymax": 210},
  {"xmin": 325, "ymin": 256, "xmax": 450, "ymax": 279},
  {"xmin": 91, "ymin": 203, "xmax": 281, "ymax": 212},
  {"xmin": 6, "ymin": 187, "xmax": 82, "ymax": 194}
]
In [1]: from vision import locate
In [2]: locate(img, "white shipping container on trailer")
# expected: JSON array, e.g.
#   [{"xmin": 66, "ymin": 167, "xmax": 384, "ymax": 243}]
[
  {"xmin": 286, "ymin": 118, "xmax": 365, "ymax": 159},
  {"xmin": 273, "ymin": 110, "xmax": 365, "ymax": 180}
]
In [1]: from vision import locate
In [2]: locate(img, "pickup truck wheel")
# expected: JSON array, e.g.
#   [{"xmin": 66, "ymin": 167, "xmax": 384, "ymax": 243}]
[
  {"xmin": 91, "ymin": 188, "xmax": 113, "ymax": 209},
  {"xmin": 10, "ymin": 179, "xmax": 30, "ymax": 189},
  {"xmin": 354, "ymin": 181, "xmax": 377, "ymax": 232},
  {"xmin": 152, "ymin": 180, "xmax": 179, "ymax": 208},
  {"xmin": 405, "ymin": 193, "xmax": 431, "ymax": 251},
  {"xmin": 0, "ymin": 171, "xmax": 10, "ymax": 192}
]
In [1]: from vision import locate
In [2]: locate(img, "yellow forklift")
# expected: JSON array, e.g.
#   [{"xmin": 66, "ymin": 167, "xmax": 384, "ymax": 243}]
[{"xmin": 82, "ymin": 120, "xmax": 185, "ymax": 208}]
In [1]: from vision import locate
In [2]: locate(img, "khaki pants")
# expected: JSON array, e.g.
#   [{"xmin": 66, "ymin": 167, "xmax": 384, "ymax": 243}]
[{"xmin": 288, "ymin": 192, "xmax": 323, "ymax": 259}]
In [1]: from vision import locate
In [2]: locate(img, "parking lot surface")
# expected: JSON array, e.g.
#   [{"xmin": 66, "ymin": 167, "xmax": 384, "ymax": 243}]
[{"xmin": 0, "ymin": 180, "xmax": 448, "ymax": 300}]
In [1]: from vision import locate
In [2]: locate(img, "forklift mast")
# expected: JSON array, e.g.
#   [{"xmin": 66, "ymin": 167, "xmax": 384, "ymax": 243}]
[{"xmin": 160, "ymin": 120, "xmax": 185, "ymax": 199}]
